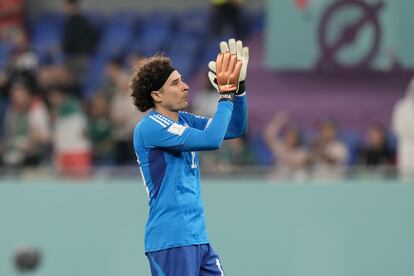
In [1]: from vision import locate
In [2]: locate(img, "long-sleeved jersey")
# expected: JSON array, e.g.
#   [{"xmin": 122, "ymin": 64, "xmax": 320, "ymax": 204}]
[{"xmin": 134, "ymin": 95, "xmax": 247, "ymax": 252}]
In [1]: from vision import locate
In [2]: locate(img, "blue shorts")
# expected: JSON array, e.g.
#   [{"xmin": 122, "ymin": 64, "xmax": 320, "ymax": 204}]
[{"xmin": 146, "ymin": 244, "xmax": 225, "ymax": 276}]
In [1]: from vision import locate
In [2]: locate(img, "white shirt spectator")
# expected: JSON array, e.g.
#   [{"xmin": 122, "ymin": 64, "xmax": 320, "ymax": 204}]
[{"xmin": 392, "ymin": 78, "xmax": 414, "ymax": 180}]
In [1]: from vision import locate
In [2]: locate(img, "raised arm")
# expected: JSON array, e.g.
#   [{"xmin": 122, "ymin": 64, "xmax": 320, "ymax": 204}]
[
  {"xmin": 263, "ymin": 112, "xmax": 289, "ymax": 157},
  {"xmin": 224, "ymin": 92, "xmax": 247, "ymax": 139},
  {"xmin": 143, "ymin": 101, "xmax": 234, "ymax": 151},
  {"xmin": 138, "ymin": 52, "xmax": 242, "ymax": 151},
  {"xmin": 208, "ymin": 39, "xmax": 249, "ymax": 139}
]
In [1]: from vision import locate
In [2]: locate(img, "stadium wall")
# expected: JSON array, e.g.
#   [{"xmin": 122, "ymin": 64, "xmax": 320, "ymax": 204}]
[
  {"xmin": 26, "ymin": 0, "xmax": 263, "ymax": 14},
  {"xmin": 1, "ymin": 180, "xmax": 413, "ymax": 275}
]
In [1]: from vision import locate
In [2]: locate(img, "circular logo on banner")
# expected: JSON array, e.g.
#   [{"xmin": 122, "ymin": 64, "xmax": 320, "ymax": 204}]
[{"xmin": 316, "ymin": 0, "xmax": 384, "ymax": 71}]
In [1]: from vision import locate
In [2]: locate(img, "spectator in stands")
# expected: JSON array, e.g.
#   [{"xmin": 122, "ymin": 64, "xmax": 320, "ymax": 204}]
[
  {"xmin": 110, "ymin": 73, "xmax": 142, "ymax": 165},
  {"xmin": 198, "ymin": 136, "xmax": 254, "ymax": 174},
  {"xmin": 210, "ymin": 0, "xmax": 245, "ymax": 39},
  {"xmin": 1, "ymin": 80, "xmax": 50, "ymax": 167},
  {"xmin": 7, "ymin": 27, "xmax": 38, "ymax": 73},
  {"xmin": 37, "ymin": 63, "xmax": 80, "ymax": 99},
  {"xmin": 102, "ymin": 57, "xmax": 126, "ymax": 101},
  {"xmin": 48, "ymin": 85, "xmax": 91, "ymax": 176},
  {"xmin": 357, "ymin": 123, "xmax": 394, "ymax": 167},
  {"xmin": 310, "ymin": 119, "xmax": 348, "ymax": 180},
  {"xmin": 0, "ymin": 0, "xmax": 25, "ymax": 41},
  {"xmin": 87, "ymin": 93, "xmax": 114, "ymax": 165},
  {"xmin": 264, "ymin": 112, "xmax": 309, "ymax": 181},
  {"xmin": 1, "ymin": 27, "xmax": 39, "ymax": 101},
  {"xmin": 61, "ymin": 0, "xmax": 98, "ymax": 86},
  {"xmin": 37, "ymin": 65, "xmax": 55, "ymax": 95},
  {"xmin": 392, "ymin": 77, "xmax": 414, "ymax": 180},
  {"xmin": 218, "ymin": 137, "xmax": 255, "ymax": 173}
]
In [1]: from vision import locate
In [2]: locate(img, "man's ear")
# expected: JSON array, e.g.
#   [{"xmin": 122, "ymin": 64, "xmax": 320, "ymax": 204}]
[{"xmin": 151, "ymin": 90, "xmax": 162, "ymax": 103}]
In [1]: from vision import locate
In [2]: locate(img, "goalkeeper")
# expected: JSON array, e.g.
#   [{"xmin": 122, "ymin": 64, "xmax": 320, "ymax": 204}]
[{"xmin": 131, "ymin": 39, "xmax": 249, "ymax": 276}]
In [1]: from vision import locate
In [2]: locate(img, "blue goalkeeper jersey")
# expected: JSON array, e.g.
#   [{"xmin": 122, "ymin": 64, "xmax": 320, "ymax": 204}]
[{"xmin": 134, "ymin": 96, "xmax": 247, "ymax": 252}]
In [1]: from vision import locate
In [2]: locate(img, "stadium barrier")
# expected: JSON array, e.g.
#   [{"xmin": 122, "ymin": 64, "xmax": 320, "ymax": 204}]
[{"xmin": 1, "ymin": 179, "xmax": 413, "ymax": 275}]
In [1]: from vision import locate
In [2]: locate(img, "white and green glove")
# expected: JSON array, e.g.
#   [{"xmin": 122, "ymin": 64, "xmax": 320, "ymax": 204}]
[{"xmin": 208, "ymin": 38, "xmax": 249, "ymax": 95}]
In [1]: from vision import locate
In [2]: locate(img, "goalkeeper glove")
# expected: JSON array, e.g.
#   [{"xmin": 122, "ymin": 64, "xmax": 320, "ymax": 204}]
[
  {"xmin": 208, "ymin": 38, "xmax": 249, "ymax": 95},
  {"xmin": 215, "ymin": 52, "xmax": 242, "ymax": 102}
]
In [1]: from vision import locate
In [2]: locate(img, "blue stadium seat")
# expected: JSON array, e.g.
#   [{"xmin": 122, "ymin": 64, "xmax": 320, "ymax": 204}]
[
  {"xmin": 146, "ymin": 10, "xmax": 176, "ymax": 29},
  {"xmin": 30, "ymin": 12, "xmax": 66, "ymax": 30},
  {"xmin": 96, "ymin": 11, "xmax": 139, "ymax": 58},
  {"xmin": 177, "ymin": 9, "xmax": 209, "ymax": 39},
  {"xmin": 167, "ymin": 33, "xmax": 202, "ymax": 77},
  {"xmin": 339, "ymin": 130, "xmax": 363, "ymax": 165},
  {"xmin": 169, "ymin": 55, "xmax": 194, "ymax": 78},
  {"xmin": 250, "ymin": 135, "xmax": 274, "ymax": 166},
  {"xmin": 386, "ymin": 132, "xmax": 397, "ymax": 154},
  {"xmin": 30, "ymin": 12, "xmax": 65, "ymax": 65},
  {"xmin": 245, "ymin": 10, "xmax": 264, "ymax": 35},
  {"xmin": 135, "ymin": 28, "xmax": 171, "ymax": 56},
  {"xmin": 29, "ymin": 13, "xmax": 65, "ymax": 44},
  {"xmin": 132, "ymin": 10, "xmax": 176, "ymax": 56},
  {"xmin": 82, "ymin": 56, "xmax": 108, "ymax": 99},
  {"xmin": 85, "ymin": 11, "xmax": 107, "ymax": 33},
  {"xmin": 200, "ymin": 35, "xmax": 229, "ymax": 68},
  {"xmin": 0, "ymin": 42, "xmax": 13, "ymax": 70},
  {"xmin": 167, "ymin": 33, "xmax": 201, "ymax": 57},
  {"xmin": 108, "ymin": 10, "xmax": 138, "ymax": 27}
]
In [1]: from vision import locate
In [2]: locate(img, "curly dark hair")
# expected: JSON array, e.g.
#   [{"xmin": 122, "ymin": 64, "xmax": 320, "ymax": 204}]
[{"xmin": 130, "ymin": 54, "xmax": 172, "ymax": 112}]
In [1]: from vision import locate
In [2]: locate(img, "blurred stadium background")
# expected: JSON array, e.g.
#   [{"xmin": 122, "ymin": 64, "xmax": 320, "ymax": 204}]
[{"xmin": 1, "ymin": 0, "xmax": 414, "ymax": 275}]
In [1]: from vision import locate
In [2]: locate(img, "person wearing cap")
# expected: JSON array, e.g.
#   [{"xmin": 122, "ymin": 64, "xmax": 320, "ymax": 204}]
[{"xmin": 130, "ymin": 39, "xmax": 249, "ymax": 275}]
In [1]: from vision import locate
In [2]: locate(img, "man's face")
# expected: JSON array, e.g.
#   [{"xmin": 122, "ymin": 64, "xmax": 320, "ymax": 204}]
[
  {"xmin": 10, "ymin": 85, "xmax": 31, "ymax": 108},
  {"xmin": 320, "ymin": 123, "xmax": 336, "ymax": 142},
  {"xmin": 154, "ymin": 70, "xmax": 189, "ymax": 112},
  {"xmin": 367, "ymin": 126, "xmax": 385, "ymax": 148},
  {"xmin": 62, "ymin": 2, "xmax": 75, "ymax": 14}
]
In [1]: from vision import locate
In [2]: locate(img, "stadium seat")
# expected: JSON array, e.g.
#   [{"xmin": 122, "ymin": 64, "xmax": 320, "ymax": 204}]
[
  {"xmin": 0, "ymin": 42, "xmax": 13, "ymax": 70},
  {"xmin": 339, "ymin": 130, "xmax": 363, "ymax": 165},
  {"xmin": 386, "ymin": 131, "xmax": 398, "ymax": 155},
  {"xmin": 132, "ymin": 10, "xmax": 176, "ymax": 56},
  {"xmin": 30, "ymin": 12, "xmax": 65, "ymax": 65},
  {"xmin": 250, "ymin": 135, "xmax": 274, "ymax": 166},
  {"xmin": 146, "ymin": 10, "xmax": 176, "ymax": 29},
  {"xmin": 245, "ymin": 10, "xmax": 265, "ymax": 35},
  {"xmin": 96, "ymin": 11, "xmax": 139, "ymax": 58},
  {"xmin": 135, "ymin": 29, "xmax": 171, "ymax": 56},
  {"xmin": 167, "ymin": 33, "xmax": 202, "ymax": 77},
  {"xmin": 177, "ymin": 8, "xmax": 209, "ymax": 39},
  {"xmin": 81, "ymin": 56, "xmax": 108, "ymax": 99},
  {"xmin": 200, "ymin": 35, "xmax": 230, "ymax": 68},
  {"xmin": 84, "ymin": 11, "xmax": 107, "ymax": 33},
  {"xmin": 169, "ymin": 55, "xmax": 194, "ymax": 78}
]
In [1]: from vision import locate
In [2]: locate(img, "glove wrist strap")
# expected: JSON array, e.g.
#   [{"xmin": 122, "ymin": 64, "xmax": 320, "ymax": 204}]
[
  {"xmin": 236, "ymin": 81, "xmax": 246, "ymax": 95},
  {"xmin": 218, "ymin": 92, "xmax": 235, "ymax": 102}
]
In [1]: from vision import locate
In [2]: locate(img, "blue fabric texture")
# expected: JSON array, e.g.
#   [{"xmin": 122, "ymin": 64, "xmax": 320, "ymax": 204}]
[
  {"xmin": 134, "ymin": 97, "xmax": 247, "ymax": 253},
  {"xmin": 146, "ymin": 244, "xmax": 225, "ymax": 276}
]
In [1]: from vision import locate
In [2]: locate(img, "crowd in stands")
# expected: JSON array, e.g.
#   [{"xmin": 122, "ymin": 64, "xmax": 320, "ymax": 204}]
[
  {"xmin": 0, "ymin": 0, "xmax": 412, "ymax": 181},
  {"xmin": 0, "ymin": 0, "xmax": 259, "ymax": 176},
  {"xmin": 191, "ymin": 79, "xmax": 414, "ymax": 181},
  {"xmin": 262, "ymin": 113, "xmax": 395, "ymax": 181}
]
